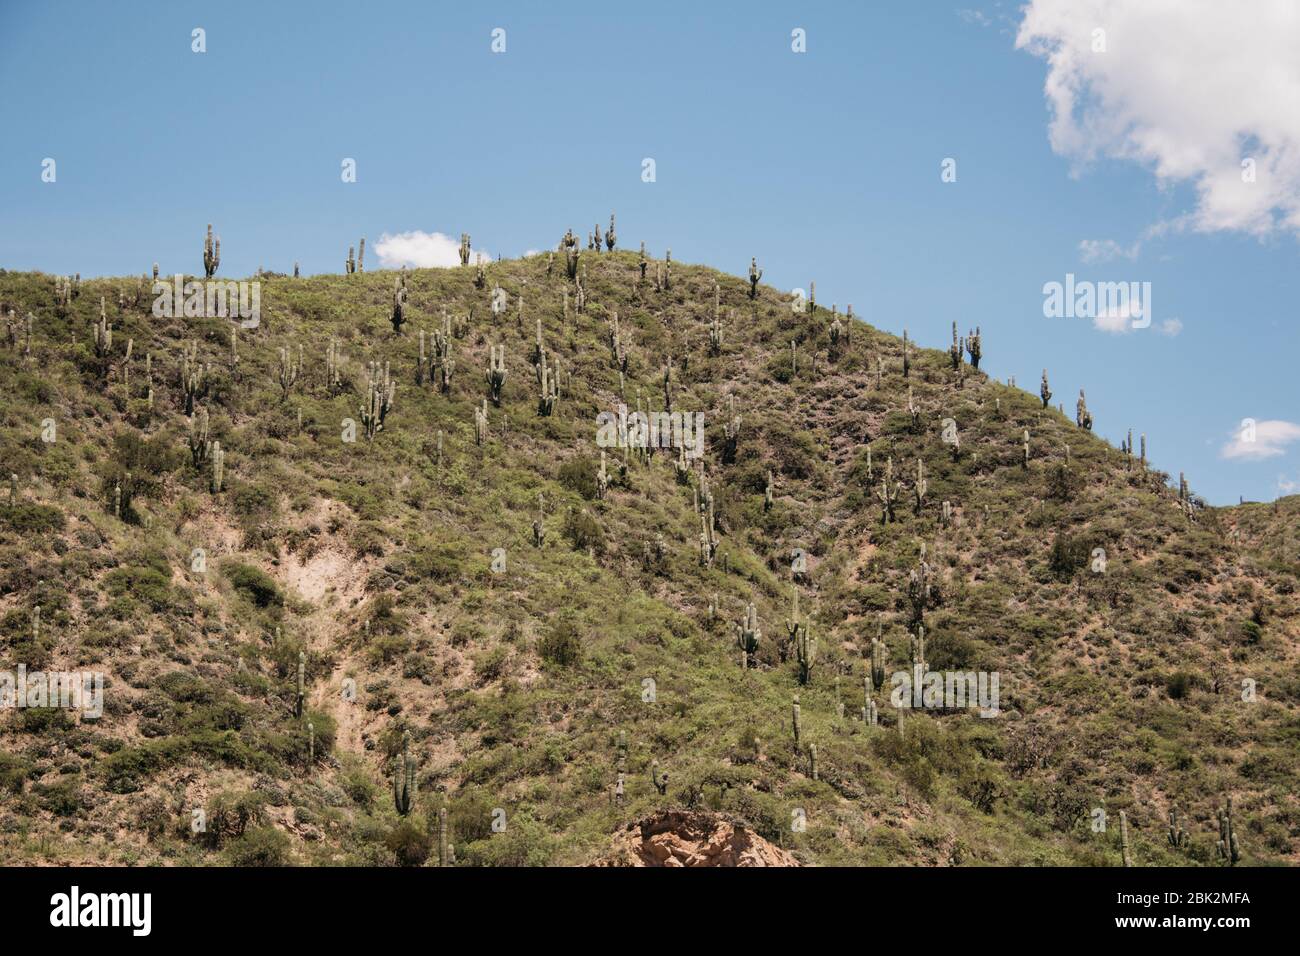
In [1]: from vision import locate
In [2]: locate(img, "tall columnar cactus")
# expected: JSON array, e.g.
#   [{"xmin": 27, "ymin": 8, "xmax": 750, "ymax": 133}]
[
  {"xmin": 662, "ymin": 357, "xmax": 673, "ymax": 412},
  {"xmin": 795, "ymin": 619, "xmax": 817, "ymax": 686},
  {"xmin": 748, "ymin": 257, "xmax": 762, "ymax": 299},
  {"xmin": 1119, "ymin": 810, "xmax": 1133, "ymax": 867},
  {"xmin": 791, "ymin": 695, "xmax": 802, "ymax": 752},
  {"xmin": 486, "ymin": 344, "xmax": 507, "ymax": 406},
  {"xmin": 829, "ymin": 311, "xmax": 843, "ymax": 351},
  {"xmin": 638, "ymin": 242, "xmax": 648, "ymax": 282},
  {"xmin": 210, "ymin": 441, "xmax": 225, "ymax": 493},
  {"xmin": 871, "ymin": 624, "xmax": 887, "ymax": 690},
  {"xmin": 393, "ymin": 732, "xmax": 416, "ymax": 816},
  {"xmin": 784, "ymin": 588, "xmax": 801, "ymax": 660},
  {"xmin": 736, "ymin": 602, "xmax": 760, "ymax": 669},
  {"xmin": 764, "ymin": 469, "xmax": 774, "ymax": 512},
  {"xmin": 1076, "ymin": 389, "xmax": 1093, "ymax": 431},
  {"xmin": 360, "ymin": 361, "xmax": 395, "ymax": 439},
  {"xmin": 187, "ymin": 407, "xmax": 210, "ymax": 468},
  {"xmin": 327, "ymin": 337, "xmax": 343, "ymax": 395},
  {"xmin": 278, "ymin": 344, "xmax": 302, "ymax": 402},
  {"xmin": 565, "ymin": 245, "xmax": 579, "ymax": 281},
  {"xmin": 8, "ymin": 473, "xmax": 17, "ymax": 508},
  {"xmin": 876, "ymin": 457, "xmax": 900, "ymax": 524},
  {"xmin": 902, "ymin": 329, "xmax": 911, "ymax": 378},
  {"xmin": 808, "ymin": 743, "xmax": 818, "ymax": 781},
  {"xmin": 906, "ymin": 544, "xmax": 933, "ymax": 628},
  {"xmin": 474, "ymin": 399, "xmax": 489, "ymax": 446},
  {"xmin": 537, "ymin": 350, "xmax": 559, "ymax": 416},
  {"xmin": 93, "ymin": 299, "xmax": 113, "ymax": 360},
  {"xmin": 709, "ymin": 307, "xmax": 725, "ymax": 356},
  {"xmin": 181, "ymin": 340, "xmax": 207, "ymax": 415},
  {"xmin": 913, "ymin": 457, "xmax": 928, "ymax": 515},
  {"xmin": 650, "ymin": 759, "xmax": 668, "ymax": 795},
  {"xmin": 307, "ymin": 721, "xmax": 315, "ymax": 765},
  {"xmin": 1167, "ymin": 808, "xmax": 1188, "ymax": 850},
  {"xmin": 605, "ymin": 213, "xmax": 617, "ymax": 251},
  {"xmin": 965, "ymin": 327, "xmax": 981, "ymax": 369},
  {"xmin": 295, "ymin": 651, "xmax": 306, "ymax": 718},
  {"xmin": 596, "ymin": 451, "xmax": 609, "ymax": 501},
  {"xmin": 698, "ymin": 495, "xmax": 717, "ymax": 567},
  {"xmin": 663, "ymin": 249, "xmax": 672, "ymax": 290},
  {"xmin": 346, "ymin": 246, "xmax": 355, "ymax": 274},
  {"xmin": 459, "ymin": 234, "xmax": 471, "ymax": 267},
  {"xmin": 439, "ymin": 806, "xmax": 450, "ymax": 866},
  {"xmin": 532, "ymin": 493, "xmax": 545, "ymax": 547},
  {"xmin": 863, "ymin": 679, "xmax": 878, "ymax": 726},
  {"xmin": 949, "ymin": 321, "xmax": 962, "ymax": 370},
  {"xmin": 433, "ymin": 312, "xmax": 455, "ymax": 393},
  {"xmin": 1023, "ymin": 429, "xmax": 1031, "ymax": 469},
  {"xmin": 391, "ymin": 273, "xmax": 408, "ymax": 333},
  {"xmin": 1217, "ymin": 797, "xmax": 1241, "ymax": 864},
  {"xmin": 721, "ymin": 395, "xmax": 741, "ymax": 464},
  {"xmin": 910, "ymin": 624, "xmax": 927, "ymax": 675},
  {"xmin": 32, "ymin": 605, "xmax": 40, "ymax": 643},
  {"xmin": 357, "ymin": 237, "xmax": 365, "ymax": 273},
  {"xmin": 203, "ymin": 223, "xmax": 221, "ymax": 278},
  {"xmin": 1040, "ymin": 369, "xmax": 1052, "ymax": 409}
]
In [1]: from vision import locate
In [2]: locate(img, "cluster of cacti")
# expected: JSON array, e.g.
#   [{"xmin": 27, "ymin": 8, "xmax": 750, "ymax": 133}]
[
  {"xmin": 391, "ymin": 272, "xmax": 408, "ymax": 333},
  {"xmin": 393, "ymin": 732, "xmax": 416, "ymax": 816},
  {"xmin": 485, "ymin": 344, "xmax": 507, "ymax": 405},
  {"xmin": 203, "ymin": 223, "xmax": 221, "ymax": 278},
  {"xmin": 278, "ymin": 344, "xmax": 302, "ymax": 401},
  {"xmin": 537, "ymin": 348, "xmax": 560, "ymax": 416},
  {"xmin": 1076, "ymin": 389, "xmax": 1093, "ymax": 431},
  {"xmin": 876, "ymin": 456, "xmax": 900, "ymax": 524},
  {"xmin": 965, "ymin": 326, "xmax": 981, "ymax": 369},
  {"xmin": 1167, "ymin": 807, "xmax": 1188, "ymax": 850},
  {"xmin": 93, "ymin": 299, "xmax": 112, "ymax": 360},
  {"xmin": 748, "ymin": 257, "xmax": 762, "ymax": 298},
  {"xmin": 1217, "ymin": 797, "xmax": 1241, "ymax": 864},
  {"xmin": 906, "ymin": 544, "xmax": 934, "ymax": 628},
  {"xmin": 361, "ymin": 360, "xmax": 395, "ymax": 439},
  {"xmin": 210, "ymin": 440, "xmax": 224, "ymax": 493},
  {"xmin": 433, "ymin": 311, "xmax": 455, "ymax": 393},
  {"xmin": 54, "ymin": 273, "xmax": 79, "ymax": 310},
  {"xmin": 346, "ymin": 237, "xmax": 366, "ymax": 274},
  {"xmin": 735, "ymin": 602, "xmax": 760, "ymax": 668},
  {"xmin": 459, "ymin": 233, "xmax": 471, "ymax": 267},
  {"xmin": 650, "ymin": 759, "xmax": 668, "ymax": 795},
  {"xmin": 187, "ymin": 407, "xmax": 211, "ymax": 468}
]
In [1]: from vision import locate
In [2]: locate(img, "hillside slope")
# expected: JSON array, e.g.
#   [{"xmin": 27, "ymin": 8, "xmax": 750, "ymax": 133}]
[{"xmin": 0, "ymin": 241, "xmax": 1295, "ymax": 866}]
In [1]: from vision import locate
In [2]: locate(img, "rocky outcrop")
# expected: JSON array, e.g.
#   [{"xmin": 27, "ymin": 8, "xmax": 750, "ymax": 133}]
[{"xmin": 594, "ymin": 810, "xmax": 799, "ymax": 867}]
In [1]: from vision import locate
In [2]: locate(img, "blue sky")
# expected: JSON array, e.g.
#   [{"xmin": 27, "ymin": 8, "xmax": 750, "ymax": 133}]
[{"xmin": 2, "ymin": 0, "xmax": 1297, "ymax": 505}]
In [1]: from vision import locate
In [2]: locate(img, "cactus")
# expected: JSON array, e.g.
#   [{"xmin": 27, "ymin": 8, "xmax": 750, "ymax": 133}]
[
  {"xmin": 187, "ymin": 407, "xmax": 210, "ymax": 468},
  {"xmin": 698, "ymin": 495, "xmax": 717, "ymax": 567},
  {"xmin": 203, "ymin": 223, "xmax": 221, "ymax": 278},
  {"xmin": 537, "ymin": 350, "xmax": 559, "ymax": 416},
  {"xmin": 459, "ymin": 233, "xmax": 471, "ymax": 267},
  {"xmin": 662, "ymin": 356, "xmax": 673, "ymax": 412},
  {"xmin": 391, "ymin": 273, "xmax": 408, "ymax": 333},
  {"xmin": 295, "ymin": 651, "xmax": 306, "ymax": 718},
  {"xmin": 949, "ymin": 321, "xmax": 962, "ymax": 370},
  {"xmin": 565, "ymin": 244, "xmax": 579, "ymax": 281},
  {"xmin": 439, "ymin": 806, "xmax": 450, "ymax": 866},
  {"xmin": 605, "ymin": 212, "xmax": 617, "ymax": 251},
  {"xmin": 307, "ymin": 721, "xmax": 315, "ymax": 765},
  {"xmin": 902, "ymin": 329, "xmax": 911, "ymax": 378},
  {"xmin": 808, "ymin": 743, "xmax": 818, "ymax": 781},
  {"xmin": 357, "ymin": 237, "xmax": 365, "ymax": 273},
  {"xmin": 486, "ymin": 344, "xmax": 507, "ymax": 406},
  {"xmin": 784, "ymin": 588, "xmax": 802, "ymax": 661},
  {"xmin": 906, "ymin": 544, "xmax": 933, "ymax": 628},
  {"xmin": 1167, "ymin": 808, "xmax": 1188, "ymax": 850},
  {"xmin": 93, "ymin": 299, "xmax": 112, "ymax": 360},
  {"xmin": 791, "ymin": 694, "xmax": 802, "ymax": 752},
  {"xmin": 393, "ymin": 732, "xmax": 416, "ymax": 816},
  {"xmin": 1076, "ymin": 389, "xmax": 1093, "ymax": 431},
  {"xmin": 596, "ymin": 451, "xmax": 609, "ymax": 500},
  {"xmin": 965, "ymin": 326, "xmax": 981, "ymax": 369},
  {"xmin": 474, "ymin": 256, "xmax": 487, "ymax": 289},
  {"xmin": 1119, "ymin": 810, "xmax": 1132, "ymax": 867},
  {"xmin": 663, "ymin": 248, "xmax": 672, "ymax": 290},
  {"xmin": 748, "ymin": 257, "xmax": 762, "ymax": 298},
  {"xmin": 1217, "ymin": 797, "xmax": 1241, "ymax": 864},
  {"xmin": 210, "ymin": 441, "xmax": 224, "ymax": 493},
  {"xmin": 913, "ymin": 458, "xmax": 928, "ymax": 514},
  {"xmin": 721, "ymin": 396, "xmax": 741, "ymax": 464},
  {"xmin": 434, "ymin": 312, "xmax": 455, "ymax": 393},
  {"xmin": 736, "ymin": 602, "xmax": 760, "ymax": 668},
  {"xmin": 876, "ymin": 457, "xmax": 900, "ymax": 524},
  {"xmin": 650, "ymin": 759, "xmax": 668, "ymax": 795},
  {"xmin": 709, "ymin": 305, "xmax": 725, "ymax": 356},
  {"xmin": 829, "ymin": 311, "xmax": 843, "ymax": 351},
  {"xmin": 910, "ymin": 624, "xmax": 927, "ymax": 675},
  {"xmin": 638, "ymin": 242, "xmax": 648, "ymax": 282},
  {"xmin": 1023, "ymin": 429, "xmax": 1031, "ymax": 469},
  {"xmin": 278, "ymin": 344, "xmax": 302, "ymax": 402},
  {"xmin": 361, "ymin": 361, "xmax": 395, "ymax": 439},
  {"xmin": 1040, "ymin": 369, "xmax": 1052, "ymax": 409},
  {"xmin": 326, "ymin": 337, "xmax": 344, "ymax": 395},
  {"xmin": 764, "ymin": 469, "xmax": 774, "ymax": 512},
  {"xmin": 532, "ymin": 493, "xmax": 545, "ymax": 547},
  {"xmin": 795, "ymin": 618, "xmax": 817, "ymax": 686}
]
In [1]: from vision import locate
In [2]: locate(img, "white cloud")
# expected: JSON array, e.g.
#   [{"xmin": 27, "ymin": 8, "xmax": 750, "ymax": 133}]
[
  {"xmin": 373, "ymin": 231, "xmax": 490, "ymax": 269},
  {"xmin": 1079, "ymin": 238, "xmax": 1140, "ymax": 263},
  {"xmin": 1220, "ymin": 420, "xmax": 1300, "ymax": 460},
  {"xmin": 1278, "ymin": 474, "xmax": 1298, "ymax": 495},
  {"xmin": 1091, "ymin": 294, "xmax": 1148, "ymax": 334},
  {"xmin": 1017, "ymin": 1, "xmax": 1300, "ymax": 238},
  {"xmin": 1158, "ymin": 318, "xmax": 1183, "ymax": 337}
]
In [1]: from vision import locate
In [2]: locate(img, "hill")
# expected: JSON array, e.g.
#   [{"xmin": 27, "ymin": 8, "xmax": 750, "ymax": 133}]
[{"xmin": 0, "ymin": 236, "xmax": 1295, "ymax": 866}]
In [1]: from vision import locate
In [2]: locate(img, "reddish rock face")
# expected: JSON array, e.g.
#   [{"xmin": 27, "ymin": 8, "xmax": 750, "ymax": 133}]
[{"xmin": 594, "ymin": 810, "xmax": 798, "ymax": 867}]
